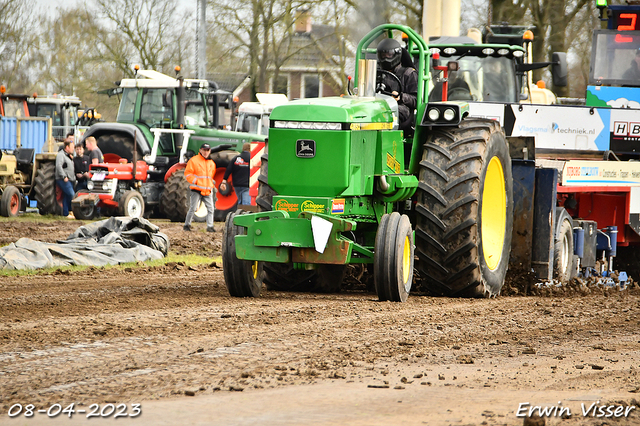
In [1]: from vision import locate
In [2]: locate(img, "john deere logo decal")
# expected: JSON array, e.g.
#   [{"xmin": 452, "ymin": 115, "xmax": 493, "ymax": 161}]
[{"xmin": 296, "ymin": 139, "xmax": 315, "ymax": 158}]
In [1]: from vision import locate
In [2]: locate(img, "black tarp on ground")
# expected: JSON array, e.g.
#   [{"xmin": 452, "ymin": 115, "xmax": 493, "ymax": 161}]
[{"xmin": 0, "ymin": 217, "xmax": 169, "ymax": 270}]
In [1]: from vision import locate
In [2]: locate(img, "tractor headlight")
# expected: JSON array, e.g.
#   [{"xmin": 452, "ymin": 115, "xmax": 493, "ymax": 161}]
[
  {"xmin": 103, "ymin": 179, "xmax": 114, "ymax": 191},
  {"xmin": 482, "ymin": 48, "xmax": 495, "ymax": 55},
  {"xmin": 443, "ymin": 108, "xmax": 456, "ymax": 121},
  {"xmin": 87, "ymin": 181, "xmax": 94, "ymax": 190},
  {"xmin": 428, "ymin": 108, "xmax": 440, "ymax": 121}
]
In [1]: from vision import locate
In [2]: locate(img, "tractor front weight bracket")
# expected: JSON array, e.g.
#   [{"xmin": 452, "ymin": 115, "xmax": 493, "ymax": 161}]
[{"xmin": 233, "ymin": 210, "xmax": 373, "ymax": 265}]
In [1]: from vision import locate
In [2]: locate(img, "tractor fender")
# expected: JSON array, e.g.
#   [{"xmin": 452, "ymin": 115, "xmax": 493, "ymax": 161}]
[
  {"xmin": 81, "ymin": 123, "xmax": 151, "ymax": 155},
  {"xmin": 554, "ymin": 207, "xmax": 573, "ymax": 241},
  {"xmin": 164, "ymin": 162, "xmax": 186, "ymax": 183}
]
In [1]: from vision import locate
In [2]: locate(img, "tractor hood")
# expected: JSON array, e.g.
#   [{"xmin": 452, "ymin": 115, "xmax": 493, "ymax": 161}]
[
  {"xmin": 267, "ymin": 96, "xmax": 402, "ymax": 198},
  {"xmin": 269, "ymin": 96, "xmax": 395, "ymax": 127}
]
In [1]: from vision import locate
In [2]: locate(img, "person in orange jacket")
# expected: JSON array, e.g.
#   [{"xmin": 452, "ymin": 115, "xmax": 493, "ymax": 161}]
[{"xmin": 183, "ymin": 143, "xmax": 216, "ymax": 232}]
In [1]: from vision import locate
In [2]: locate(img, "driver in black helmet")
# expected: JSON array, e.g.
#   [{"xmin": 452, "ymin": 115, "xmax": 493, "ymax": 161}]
[{"xmin": 377, "ymin": 38, "xmax": 418, "ymax": 136}]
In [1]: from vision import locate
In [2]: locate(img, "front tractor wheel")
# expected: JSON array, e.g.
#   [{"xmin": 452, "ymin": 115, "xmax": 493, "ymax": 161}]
[
  {"xmin": 119, "ymin": 190, "xmax": 145, "ymax": 218},
  {"xmin": 223, "ymin": 210, "xmax": 263, "ymax": 297},
  {"xmin": 72, "ymin": 191, "xmax": 97, "ymax": 221},
  {"xmin": 0, "ymin": 185, "xmax": 21, "ymax": 217},
  {"xmin": 554, "ymin": 217, "xmax": 575, "ymax": 282},
  {"xmin": 415, "ymin": 118, "xmax": 513, "ymax": 297},
  {"xmin": 374, "ymin": 212, "xmax": 414, "ymax": 302}
]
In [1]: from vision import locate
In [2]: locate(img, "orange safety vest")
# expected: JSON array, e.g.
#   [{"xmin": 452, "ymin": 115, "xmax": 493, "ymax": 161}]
[{"xmin": 184, "ymin": 154, "xmax": 216, "ymax": 196}]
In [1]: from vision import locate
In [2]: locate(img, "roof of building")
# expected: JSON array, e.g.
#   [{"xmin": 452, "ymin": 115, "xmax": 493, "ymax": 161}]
[{"xmin": 207, "ymin": 72, "xmax": 249, "ymax": 93}]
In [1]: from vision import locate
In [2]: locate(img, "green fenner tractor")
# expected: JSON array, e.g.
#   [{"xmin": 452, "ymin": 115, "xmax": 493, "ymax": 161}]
[
  {"xmin": 222, "ymin": 25, "xmax": 514, "ymax": 300},
  {"xmin": 78, "ymin": 69, "xmax": 265, "ymax": 221}
]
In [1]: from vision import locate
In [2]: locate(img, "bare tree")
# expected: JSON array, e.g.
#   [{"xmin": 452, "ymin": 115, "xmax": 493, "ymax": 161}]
[
  {"xmin": 94, "ymin": 0, "xmax": 192, "ymax": 76},
  {"xmin": 0, "ymin": 0, "xmax": 39, "ymax": 92},
  {"xmin": 210, "ymin": 0, "xmax": 316, "ymax": 100}
]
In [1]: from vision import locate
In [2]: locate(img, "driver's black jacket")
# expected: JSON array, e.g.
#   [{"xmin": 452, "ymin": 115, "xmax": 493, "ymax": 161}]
[
  {"xmin": 383, "ymin": 65, "xmax": 418, "ymax": 111},
  {"xmin": 383, "ymin": 65, "xmax": 418, "ymax": 133}
]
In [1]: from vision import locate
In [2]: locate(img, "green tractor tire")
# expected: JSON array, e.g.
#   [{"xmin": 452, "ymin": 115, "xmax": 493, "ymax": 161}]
[
  {"xmin": 223, "ymin": 210, "xmax": 263, "ymax": 297},
  {"xmin": 374, "ymin": 212, "xmax": 414, "ymax": 302},
  {"xmin": 34, "ymin": 162, "xmax": 63, "ymax": 216},
  {"xmin": 96, "ymin": 134, "xmax": 137, "ymax": 162},
  {"xmin": 160, "ymin": 169, "xmax": 207, "ymax": 223},
  {"xmin": 415, "ymin": 118, "xmax": 513, "ymax": 297},
  {"xmin": 254, "ymin": 139, "xmax": 345, "ymax": 293},
  {"xmin": 256, "ymin": 144, "xmax": 274, "ymax": 211},
  {"xmin": 211, "ymin": 150, "xmax": 240, "ymax": 222}
]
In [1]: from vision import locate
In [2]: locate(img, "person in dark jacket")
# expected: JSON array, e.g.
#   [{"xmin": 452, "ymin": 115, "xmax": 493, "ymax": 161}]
[
  {"xmin": 55, "ymin": 139, "xmax": 76, "ymax": 217},
  {"xmin": 220, "ymin": 143, "xmax": 251, "ymax": 206},
  {"xmin": 74, "ymin": 143, "xmax": 91, "ymax": 191},
  {"xmin": 377, "ymin": 38, "xmax": 418, "ymax": 136}
]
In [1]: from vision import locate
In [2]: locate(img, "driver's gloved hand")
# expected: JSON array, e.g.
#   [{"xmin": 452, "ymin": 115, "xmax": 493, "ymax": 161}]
[{"xmin": 392, "ymin": 91, "xmax": 401, "ymax": 102}]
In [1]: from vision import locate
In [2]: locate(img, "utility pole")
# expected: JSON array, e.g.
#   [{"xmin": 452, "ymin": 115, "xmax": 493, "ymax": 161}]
[{"xmin": 196, "ymin": 0, "xmax": 207, "ymax": 79}]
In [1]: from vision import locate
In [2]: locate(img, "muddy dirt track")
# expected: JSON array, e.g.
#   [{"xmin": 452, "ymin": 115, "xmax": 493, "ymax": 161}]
[{"xmin": 0, "ymin": 218, "xmax": 640, "ymax": 425}]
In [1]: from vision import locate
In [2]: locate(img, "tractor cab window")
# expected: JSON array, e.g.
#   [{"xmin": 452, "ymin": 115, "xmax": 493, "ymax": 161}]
[
  {"xmin": 235, "ymin": 113, "xmax": 261, "ymax": 134},
  {"xmin": 590, "ymin": 30, "xmax": 640, "ymax": 86},
  {"xmin": 34, "ymin": 104, "xmax": 61, "ymax": 125},
  {"xmin": 117, "ymin": 88, "xmax": 139, "ymax": 122},
  {"xmin": 140, "ymin": 88, "xmax": 173, "ymax": 126},
  {"xmin": 184, "ymin": 89, "xmax": 207, "ymax": 127},
  {"xmin": 429, "ymin": 56, "xmax": 517, "ymax": 103},
  {"xmin": 66, "ymin": 105, "xmax": 78, "ymax": 127},
  {"xmin": 3, "ymin": 99, "xmax": 27, "ymax": 118}
]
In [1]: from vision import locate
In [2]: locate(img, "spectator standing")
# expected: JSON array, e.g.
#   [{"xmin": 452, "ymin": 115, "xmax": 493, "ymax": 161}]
[
  {"xmin": 74, "ymin": 144, "xmax": 91, "ymax": 191},
  {"xmin": 84, "ymin": 136, "xmax": 103, "ymax": 164},
  {"xmin": 183, "ymin": 144, "xmax": 216, "ymax": 232},
  {"xmin": 221, "ymin": 143, "xmax": 251, "ymax": 205},
  {"xmin": 55, "ymin": 139, "xmax": 76, "ymax": 218}
]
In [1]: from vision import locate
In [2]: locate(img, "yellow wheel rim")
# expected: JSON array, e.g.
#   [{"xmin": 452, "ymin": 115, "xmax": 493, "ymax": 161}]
[
  {"xmin": 402, "ymin": 235, "xmax": 411, "ymax": 283},
  {"xmin": 252, "ymin": 261, "xmax": 258, "ymax": 279},
  {"xmin": 481, "ymin": 156, "xmax": 506, "ymax": 271}
]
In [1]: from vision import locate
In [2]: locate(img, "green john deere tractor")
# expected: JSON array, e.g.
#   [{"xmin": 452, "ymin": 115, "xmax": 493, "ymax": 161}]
[{"xmin": 222, "ymin": 24, "xmax": 514, "ymax": 300}]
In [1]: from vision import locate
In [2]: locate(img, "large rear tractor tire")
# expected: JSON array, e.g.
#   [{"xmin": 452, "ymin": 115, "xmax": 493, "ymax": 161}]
[
  {"xmin": 415, "ymin": 118, "xmax": 513, "ymax": 297},
  {"xmin": 119, "ymin": 190, "xmax": 145, "ymax": 218},
  {"xmin": 223, "ymin": 210, "xmax": 263, "ymax": 297},
  {"xmin": 1, "ymin": 185, "xmax": 21, "ymax": 217},
  {"xmin": 256, "ymin": 142, "xmax": 275, "ymax": 211},
  {"xmin": 554, "ymin": 217, "xmax": 575, "ymax": 282},
  {"xmin": 96, "ymin": 134, "xmax": 136, "ymax": 162},
  {"xmin": 34, "ymin": 162, "xmax": 63, "ymax": 216},
  {"xmin": 211, "ymin": 150, "xmax": 240, "ymax": 222},
  {"xmin": 374, "ymin": 212, "xmax": 414, "ymax": 302},
  {"xmin": 160, "ymin": 169, "xmax": 210, "ymax": 223}
]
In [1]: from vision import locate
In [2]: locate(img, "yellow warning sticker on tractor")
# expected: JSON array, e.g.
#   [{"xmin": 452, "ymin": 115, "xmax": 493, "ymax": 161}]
[{"xmin": 387, "ymin": 152, "xmax": 401, "ymax": 174}]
